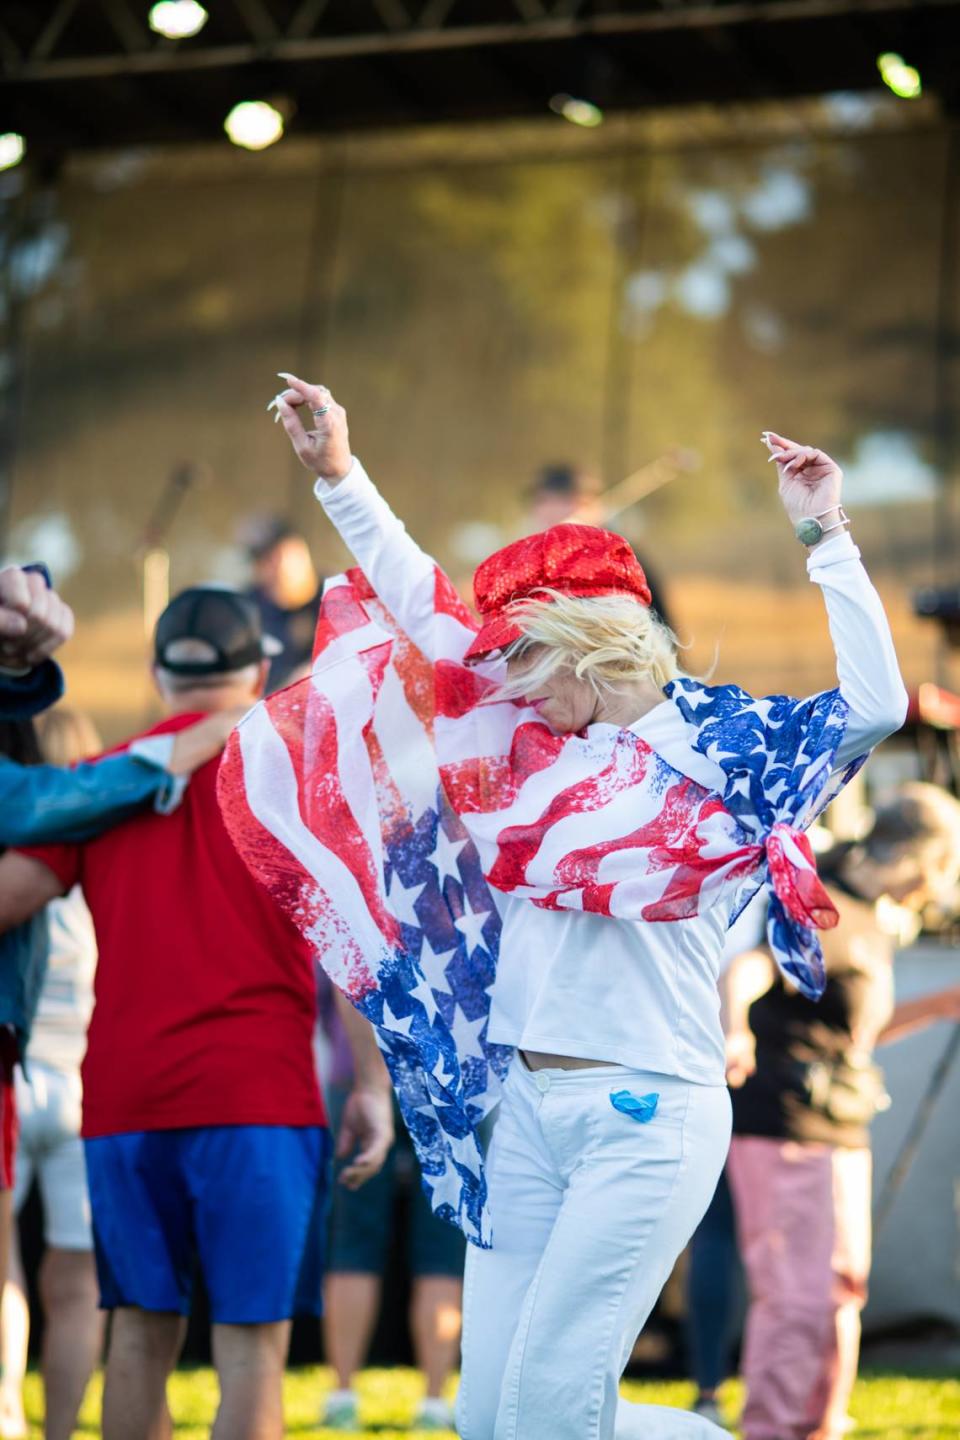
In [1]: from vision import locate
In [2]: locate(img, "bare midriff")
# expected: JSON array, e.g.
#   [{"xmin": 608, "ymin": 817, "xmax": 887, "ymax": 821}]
[{"xmin": 521, "ymin": 1050, "xmax": 614, "ymax": 1071}]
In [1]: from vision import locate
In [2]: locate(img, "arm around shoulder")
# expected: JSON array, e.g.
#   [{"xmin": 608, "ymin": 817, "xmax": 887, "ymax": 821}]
[{"xmin": 0, "ymin": 752, "xmax": 173, "ymax": 848}]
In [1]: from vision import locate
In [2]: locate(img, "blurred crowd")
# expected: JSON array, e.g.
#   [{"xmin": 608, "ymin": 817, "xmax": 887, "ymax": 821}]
[{"xmin": 0, "ymin": 459, "xmax": 959, "ymax": 1440}]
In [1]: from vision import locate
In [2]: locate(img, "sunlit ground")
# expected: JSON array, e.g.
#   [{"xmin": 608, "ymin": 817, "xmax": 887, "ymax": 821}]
[{"xmin": 18, "ymin": 1365, "xmax": 960, "ymax": 1437}]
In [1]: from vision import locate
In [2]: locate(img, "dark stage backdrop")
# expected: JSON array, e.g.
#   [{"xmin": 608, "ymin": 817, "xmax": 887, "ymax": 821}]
[
  {"xmin": 2, "ymin": 94, "xmax": 958, "ymax": 740},
  {"xmin": 3, "ymin": 91, "xmax": 959, "ymax": 1369}
]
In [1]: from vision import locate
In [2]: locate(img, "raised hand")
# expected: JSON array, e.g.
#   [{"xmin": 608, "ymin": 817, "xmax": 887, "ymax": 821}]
[
  {"xmin": 762, "ymin": 431, "xmax": 843, "ymax": 529},
  {"xmin": 268, "ymin": 372, "xmax": 353, "ymax": 483},
  {"xmin": 0, "ymin": 566, "xmax": 75, "ymax": 670}
]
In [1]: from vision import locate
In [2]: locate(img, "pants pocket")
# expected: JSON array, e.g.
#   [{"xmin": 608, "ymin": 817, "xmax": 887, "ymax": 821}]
[{"xmin": 609, "ymin": 1089, "xmax": 660, "ymax": 1124}]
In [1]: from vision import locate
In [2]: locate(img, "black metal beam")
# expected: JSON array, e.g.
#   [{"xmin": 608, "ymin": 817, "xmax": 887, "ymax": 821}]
[{"xmin": 3, "ymin": 0, "xmax": 957, "ymax": 84}]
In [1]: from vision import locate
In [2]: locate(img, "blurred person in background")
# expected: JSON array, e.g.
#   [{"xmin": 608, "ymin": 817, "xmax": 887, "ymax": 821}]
[
  {"xmin": 727, "ymin": 782, "xmax": 960, "ymax": 1440},
  {"xmin": 242, "ymin": 516, "xmax": 322, "ymax": 691},
  {"xmin": 684, "ymin": 896, "xmax": 769, "ymax": 1429},
  {"xmin": 0, "ymin": 566, "xmax": 232, "ymax": 1435},
  {"xmin": 0, "ymin": 586, "xmax": 393, "ymax": 1440},
  {"xmin": 683, "ymin": 1172, "xmax": 738, "ymax": 1429},
  {"xmin": 526, "ymin": 463, "xmax": 673, "ymax": 630},
  {"xmin": 1, "ymin": 708, "xmax": 105, "ymax": 1440},
  {"xmin": 316, "ymin": 978, "xmax": 464, "ymax": 1433}
]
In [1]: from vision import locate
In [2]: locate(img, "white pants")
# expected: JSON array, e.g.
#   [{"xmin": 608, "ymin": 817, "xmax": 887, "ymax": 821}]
[{"xmin": 456, "ymin": 1059, "xmax": 731, "ymax": 1440}]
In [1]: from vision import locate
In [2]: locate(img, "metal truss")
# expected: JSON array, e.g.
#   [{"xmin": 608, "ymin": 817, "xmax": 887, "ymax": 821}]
[{"xmin": 2, "ymin": 0, "xmax": 958, "ymax": 84}]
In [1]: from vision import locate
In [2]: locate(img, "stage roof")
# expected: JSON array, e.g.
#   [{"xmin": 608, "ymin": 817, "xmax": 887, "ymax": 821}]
[{"xmin": 1, "ymin": 0, "xmax": 958, "ymax": 153}]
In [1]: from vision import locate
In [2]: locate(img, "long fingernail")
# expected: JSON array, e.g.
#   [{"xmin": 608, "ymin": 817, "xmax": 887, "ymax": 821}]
[{"xmin": 277, "ymin": 371, "xmax": 297, "ymax": 381}]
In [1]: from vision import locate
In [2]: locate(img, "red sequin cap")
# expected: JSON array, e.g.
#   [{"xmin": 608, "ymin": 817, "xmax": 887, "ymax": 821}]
[{"xmin": 464, "ymin": 523, "xmax": 652, "ymax": 663}]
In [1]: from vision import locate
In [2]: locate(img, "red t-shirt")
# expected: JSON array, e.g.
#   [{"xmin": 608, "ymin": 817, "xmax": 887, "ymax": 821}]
[{"xmin": 20, "ymin": 714, "xmax": 326, "ymax": 1138}]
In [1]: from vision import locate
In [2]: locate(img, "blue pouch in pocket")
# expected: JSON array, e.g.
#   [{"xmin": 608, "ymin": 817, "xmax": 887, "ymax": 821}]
[{"xmin": 610, "ymin": 1090, "xmax": 659, "ymax": 1123}]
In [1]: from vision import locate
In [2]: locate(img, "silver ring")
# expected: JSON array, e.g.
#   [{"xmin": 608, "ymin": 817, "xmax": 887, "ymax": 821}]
[{"xmin": 312, "ymin": 405, "xmax": 330, "ymax": 418}]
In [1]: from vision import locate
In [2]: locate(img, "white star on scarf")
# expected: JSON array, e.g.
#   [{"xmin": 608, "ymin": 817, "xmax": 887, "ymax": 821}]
[
  {"xmin": 386, "ymin": 870, "xmax": 427, "ymax": 928},
  {"xmin": 453, "ymin": 892, "xmax": 492, "ymax": 957},
  {"xmin": 451, "ymin": 1006, "xmax": 488, "ymax": 1061},
  {"xmin": 408, "ymin": 971, "xmax": 444, "ymax": 1027},
  {"xmin": 430, "ymin": 828, "xmax": 469, "ymax": 890},
  {"xmin": 382, "ymin": 996, "xmax": 416, "ymax": 1038}
]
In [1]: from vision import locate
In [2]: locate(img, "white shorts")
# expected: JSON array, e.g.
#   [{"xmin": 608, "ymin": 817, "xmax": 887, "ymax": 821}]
[{"xmin": 13, "ymin": 1062, "xmax": 93, "ymax": 1251}]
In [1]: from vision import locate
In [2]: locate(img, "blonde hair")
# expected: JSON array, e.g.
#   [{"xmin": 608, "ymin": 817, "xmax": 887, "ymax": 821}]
[
  {"xmin": 37, "ymin": 707, "xmax": 103, "ymax": 765},
  {"xmin": 493, "ymin": 588, "xmax": 683, "ymax": 704}
]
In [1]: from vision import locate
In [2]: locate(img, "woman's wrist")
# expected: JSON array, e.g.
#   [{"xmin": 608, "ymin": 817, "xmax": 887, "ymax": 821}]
[
  {"xmin": 315, "ymin": 453, "xmax": 355, "ymax": 486},
  {"xmin": 791, "ymin": 503, "xmax": 849, "ymax": 549}
]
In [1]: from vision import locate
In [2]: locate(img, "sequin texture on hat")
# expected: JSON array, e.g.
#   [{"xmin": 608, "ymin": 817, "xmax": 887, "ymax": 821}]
[{"xmin": 465, "ymin": 523, "xmax": 652, "ymax": 663}]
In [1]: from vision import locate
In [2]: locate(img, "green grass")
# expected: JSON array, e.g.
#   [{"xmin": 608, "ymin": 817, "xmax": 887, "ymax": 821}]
[{"xmin": 19, "ymin": 1365, "xmax": 960, "ymax": 1438}]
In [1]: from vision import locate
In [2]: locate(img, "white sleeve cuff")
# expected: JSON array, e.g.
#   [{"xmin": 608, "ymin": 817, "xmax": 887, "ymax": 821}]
[
  {"xmin": 152, "ymin": 774, "xmax": 189, "ymax": 815},
  {"xmin": 128, "ymin": 734, "xmax": 175, "ymax": 769},
  {"xmin": 313, "ymin": 456, "xmax": 366, "ymax": 503},
  {"xmin": 127, "ymin": 735, "xmax": 189, "ymax": 815},
  {"xmin": 806, "ymin": 530, "xmax": 860, "ymax": 574}
]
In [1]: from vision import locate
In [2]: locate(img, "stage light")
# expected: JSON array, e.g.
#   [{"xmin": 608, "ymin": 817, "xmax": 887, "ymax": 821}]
[
  {"xmin": 877, "ymin": 52, "xmax": 922, "ymax": 99},
  {"xmin": 224, "ymin": 101, "xmax": 285, "ymax": 151},
  {"xmin": 549, "ymin": 93, "xmax": 604, "ymax": 128},
  {"xmin": 149, "ymin": 2, "xmax": 209, "ymax": 40},
  {"xmin": 0, "ymin": 133, "xmax": 25, "ymax": 172}
]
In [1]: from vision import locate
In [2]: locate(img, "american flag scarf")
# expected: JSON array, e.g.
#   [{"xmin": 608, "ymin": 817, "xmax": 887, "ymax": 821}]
[{"xmin": 219, "ymin": 563, "xmax": 863, "ymax": 1246}]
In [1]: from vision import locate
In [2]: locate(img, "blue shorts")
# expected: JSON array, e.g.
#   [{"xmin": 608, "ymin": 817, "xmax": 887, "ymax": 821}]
[{"xmin": 85, "ymin": 1125, "xmax": 331, "ymax": 1324}]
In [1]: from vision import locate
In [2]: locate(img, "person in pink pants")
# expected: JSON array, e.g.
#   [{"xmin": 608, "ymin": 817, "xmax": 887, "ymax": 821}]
[{"xmin": 728, "ymin": 783, "xmax": 960, "ymax": 1440}]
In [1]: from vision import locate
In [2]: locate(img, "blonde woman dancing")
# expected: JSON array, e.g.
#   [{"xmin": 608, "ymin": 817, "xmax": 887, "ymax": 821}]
[{"xmin": 220, "ymin": 375, "xmax": 907, "ymax": 1440}]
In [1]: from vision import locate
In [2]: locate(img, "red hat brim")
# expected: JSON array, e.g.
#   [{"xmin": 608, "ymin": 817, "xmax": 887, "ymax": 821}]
[{"xmin": 463, "ymin": 611, "xmax": 525, "ymax": 664}]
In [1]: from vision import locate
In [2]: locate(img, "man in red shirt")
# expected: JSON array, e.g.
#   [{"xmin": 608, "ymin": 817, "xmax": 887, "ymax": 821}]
[{"xmin": 0, "ymin": 587, "xmax": 393, "ymax": 1440}]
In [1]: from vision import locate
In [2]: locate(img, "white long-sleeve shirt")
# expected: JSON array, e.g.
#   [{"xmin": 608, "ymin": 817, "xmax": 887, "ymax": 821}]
[{"xmin": 315, "ymin": 461, "xmax": 907, "ymax": 1085}]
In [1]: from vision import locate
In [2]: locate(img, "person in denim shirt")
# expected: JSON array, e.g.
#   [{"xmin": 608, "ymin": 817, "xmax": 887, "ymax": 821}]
[
  {"xmin": 1, "ymin": 709, "xmax": 239, "ymax": 1049},
  {"xmin": 1, "ymin": 560, "xmax": 240, "ymax": 852}
]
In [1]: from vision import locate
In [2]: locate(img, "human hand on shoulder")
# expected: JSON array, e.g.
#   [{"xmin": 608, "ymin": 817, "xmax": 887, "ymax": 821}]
[
  {"xmin": 167, "ymin": 706, "xmax": 249, "ymax": 776},
  {"xmin": 268, "ymin": 372, "xmax": 353, "ymax": 484},
  {"xmin": 763, "ymin": 431, "xmax": 844, "ymax": 539}
]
